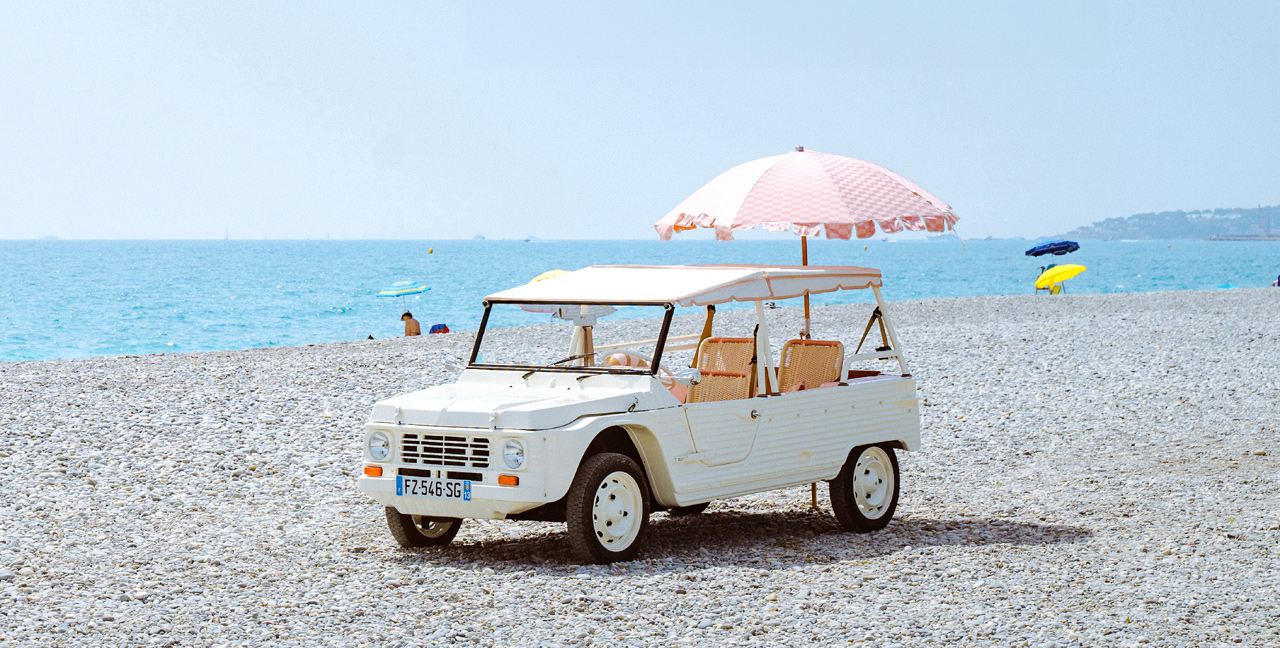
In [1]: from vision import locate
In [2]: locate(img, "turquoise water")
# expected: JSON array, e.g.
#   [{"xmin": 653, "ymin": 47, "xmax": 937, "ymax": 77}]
[{"xmin": 2, "ymin": 238, "xmax": 1277, "ymax": 362}]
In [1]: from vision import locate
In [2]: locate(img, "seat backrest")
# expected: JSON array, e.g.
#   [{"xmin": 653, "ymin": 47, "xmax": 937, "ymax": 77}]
[
  {"xmin": 686, "ymin": 337, "xmax": 755, "ymax": 403},
  {"xmin": 777, "ymin": 340, "xmax": 844, "ymax": 393}
]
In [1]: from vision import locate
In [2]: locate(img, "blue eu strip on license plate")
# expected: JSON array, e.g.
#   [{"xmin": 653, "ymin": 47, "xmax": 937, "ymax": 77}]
[{"xmin": 397, "ymin": 475, "xmax": 472, "ymax": 501}]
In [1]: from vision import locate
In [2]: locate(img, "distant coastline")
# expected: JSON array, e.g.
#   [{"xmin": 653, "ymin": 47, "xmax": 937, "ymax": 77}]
[{"xmin": 1053, "ymin": 205, "xmax": 1278, "ymax": 240}]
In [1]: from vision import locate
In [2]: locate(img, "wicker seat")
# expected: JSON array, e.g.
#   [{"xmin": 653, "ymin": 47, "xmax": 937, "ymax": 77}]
[
  {"xmin": 777, "ymin": 340, "xmax": 844, "ymax": 393},
  {"xmin": 686, "ymin": 337, "xmax": 755, "ymax": 403}
]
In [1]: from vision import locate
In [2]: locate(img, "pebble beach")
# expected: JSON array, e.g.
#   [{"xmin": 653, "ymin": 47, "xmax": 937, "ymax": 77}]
[{"xmin": 1, "ymin": 288, "xmax": 1277, "ymax": 647}]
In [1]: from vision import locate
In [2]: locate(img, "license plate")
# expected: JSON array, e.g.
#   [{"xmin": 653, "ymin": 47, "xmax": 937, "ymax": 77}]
[{"xmin": 397, "ymin": 476, "xmax": 471, "ymax": 501}]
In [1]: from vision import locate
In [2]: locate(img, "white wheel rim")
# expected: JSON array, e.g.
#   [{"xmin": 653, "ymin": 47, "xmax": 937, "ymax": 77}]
[
  {"xmin": 852, "ymin": 447, "xmax": 894, "ymax": 520},
  {"xmin": 411, "ymin": 516, "xmax": 453, "ymax": 538},
  {"xmin": 591, "ymin": 470, "xmax": 642, "ymax": 551}
]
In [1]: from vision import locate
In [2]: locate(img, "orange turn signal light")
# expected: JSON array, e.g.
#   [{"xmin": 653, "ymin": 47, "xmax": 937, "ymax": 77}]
[
  {"xmin": 363, "ymin": 465, "xmax": 383, "ymax": 477},
  {"xmin": 498, "ymin": 474, "xmax": 519, "ymax": 487}
]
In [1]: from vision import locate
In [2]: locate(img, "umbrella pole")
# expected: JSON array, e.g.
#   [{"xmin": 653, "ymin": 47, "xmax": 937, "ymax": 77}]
[
  {"xmin": 801, "ymin": 236, "xmax": 811, "ymax": 339},
  {"xmin": 803, "ymin": 233, "xmax": 819, "ymax": 513}
]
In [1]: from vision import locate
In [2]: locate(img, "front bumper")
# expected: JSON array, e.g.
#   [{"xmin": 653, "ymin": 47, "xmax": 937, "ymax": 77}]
[
  {"xmin": 357, "ymin": 471, "xmax": 553, "ymax": 519},
  {"xmin": 357, "ymin": 419, "xmax": 607, "ymax": 519}
]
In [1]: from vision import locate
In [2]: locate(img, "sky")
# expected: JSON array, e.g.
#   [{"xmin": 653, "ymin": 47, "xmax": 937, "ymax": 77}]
[{"xmin": 0, "ymin": 1, "xmax": 1277, "ymax": 240}]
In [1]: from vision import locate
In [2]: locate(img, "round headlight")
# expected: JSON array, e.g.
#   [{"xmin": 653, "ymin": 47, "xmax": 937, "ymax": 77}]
[
  {"xmin": 367, "ymin": 431, "xmax": 391, "ymax": 462},
  {"xmin": 502, "ymin": 439, "xmax": 526, "ymax": 470}
]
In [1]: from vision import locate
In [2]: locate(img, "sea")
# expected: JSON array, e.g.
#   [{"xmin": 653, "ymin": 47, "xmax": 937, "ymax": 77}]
[{"xmin": 2, "ymin": 238, "xmax": 1277, "ymax": 362}]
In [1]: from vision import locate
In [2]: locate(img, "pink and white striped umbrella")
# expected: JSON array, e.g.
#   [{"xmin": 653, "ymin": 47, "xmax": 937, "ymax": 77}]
[{"xmin": 654, "ymin": 147, "xmax": 958, "ymax": 241}]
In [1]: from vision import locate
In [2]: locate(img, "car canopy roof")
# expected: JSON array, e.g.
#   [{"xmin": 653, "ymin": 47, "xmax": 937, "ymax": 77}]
[{"xmin": 484, "ymin": 264, "xmax": 883, "ymax": 307}]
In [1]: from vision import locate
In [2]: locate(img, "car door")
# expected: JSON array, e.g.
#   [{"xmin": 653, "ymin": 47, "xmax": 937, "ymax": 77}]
[
  {"xmin": 681, "ymin": 399, "xmax": 762, "ymax": 466},
  {"xmin": 748, "ymin": 386, "xmax": 863, "ymax": 483}
]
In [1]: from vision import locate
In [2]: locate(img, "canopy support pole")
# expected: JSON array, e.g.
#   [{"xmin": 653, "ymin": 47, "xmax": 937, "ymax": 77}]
[
  {"xmin": 699, "ymin": 306, "xmax": 716, "ymax": 344},
  {"xmin": 801, "ymin": 236, "xmax": 811, "ymax": 339},
  {"xmin": 569, "ymin": 326, "xmax": 583, "ymax": 358},
  {"xmin": 580, "ymin": 305, "xmax": 595, "ymax": 367},
  {"xmin": 871, "ymin": 285, "xmax": 910, "ymax": 376},
  {"xmin": 754, "ymin": 300, "xmax": 776, "ymax": 396}
]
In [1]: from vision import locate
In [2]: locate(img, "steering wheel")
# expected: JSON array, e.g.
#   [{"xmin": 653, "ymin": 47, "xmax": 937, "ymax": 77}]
[
  {"xmin": 551, "ymin": 350, "xmax": 682, "ymax": 387},
  {"xmin": 609, "ymin": 351, "xmax": 677, "ymax": 386}
]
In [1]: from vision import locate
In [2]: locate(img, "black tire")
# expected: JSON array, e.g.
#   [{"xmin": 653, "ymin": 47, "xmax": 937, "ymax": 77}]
[
  {"xmin": 385, "ymin": 507, "xmax": 462, "ymax": 548},
  {"xmin": 565, "ymin": 453, "xmax": 651, "ymax": 564},
  {"xmin": 668, "ymin": 502, "xmax": 710, "ymax": 517},
  {"xmin": 829, "ymin": 444, "xmax": 900, "ymax": 533}
]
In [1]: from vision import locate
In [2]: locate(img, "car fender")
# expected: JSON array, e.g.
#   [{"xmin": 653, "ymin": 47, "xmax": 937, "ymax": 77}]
[{"xmin": 536, "ymin": 406, "xmax": 693, "ymax": 507}]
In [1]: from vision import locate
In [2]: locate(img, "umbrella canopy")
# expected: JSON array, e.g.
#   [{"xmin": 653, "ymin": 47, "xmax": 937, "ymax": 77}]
[
  {"xmin": 1025, "ymin": 240, "xmax": 1080, "ymax": 257},
  {"xmin": 654, "ymin": 147, "xmax": 959, "ymax": 336},
  {"xmin": 377, "ymin": 280, "xmax": 429, "ymax": 298},
  {"xmin": 654, "ymin": 147, "xmax": 958, "ymax": 241},
  {"xmin": 517, "ymin": 269, "xmax": 616, "ymax": 319},
  {"xmin": 1035, "ymin": 264, "xmax": 1086, "ymax": 289},
  {"xmin": 377, "ymin": 280, "xmax": 429, "ymax": 311},
  {"xmin": 529, "ymin": 269, "xmax": 569, "ymax": 283}
]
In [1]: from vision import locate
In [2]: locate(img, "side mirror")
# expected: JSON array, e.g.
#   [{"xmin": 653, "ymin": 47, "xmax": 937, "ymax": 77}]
[
  {"xmin": 671, "ymin": 368, "xmax": 701, "ymax": 386},
  {"xmin": 443, "ymin": 355, "xmax": 464, "ymax": 371}
]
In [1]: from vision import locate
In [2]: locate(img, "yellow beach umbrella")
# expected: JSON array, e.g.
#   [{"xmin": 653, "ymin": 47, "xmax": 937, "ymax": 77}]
[
  {"xmin": 529, "ymin": 269, "xmax": 569, "ymax": 283},
  {"xmin": 519, "ymin": 269, "xmax": 616, "ymax": 319},
  {"xmin": 1035, "ymin": 264, "xmax": 1087, "ymax": 289}
]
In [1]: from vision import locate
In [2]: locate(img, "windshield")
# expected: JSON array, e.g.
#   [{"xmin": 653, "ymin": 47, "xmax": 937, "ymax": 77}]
[{"xmin": 469, "ymin": 302, "xmax": 679, "ymax": 374}]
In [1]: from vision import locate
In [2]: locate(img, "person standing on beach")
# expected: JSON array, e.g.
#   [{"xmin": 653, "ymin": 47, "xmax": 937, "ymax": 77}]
[{"xmin": 402, "ymin": 312, "xmax": 421, "ymax": 336}]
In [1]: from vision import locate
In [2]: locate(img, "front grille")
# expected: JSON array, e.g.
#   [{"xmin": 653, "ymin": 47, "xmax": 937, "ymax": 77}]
[
  {"xmin": 397, "ymin": 467, "xmax": 485, "ymax": 483},
  {"xmin": 400, "ymin": 433, "xmax": 490, "ymax": 469}
]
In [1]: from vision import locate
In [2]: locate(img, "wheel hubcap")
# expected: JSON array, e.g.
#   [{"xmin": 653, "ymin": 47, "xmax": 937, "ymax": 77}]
[
  {"xmin": 591, "ymin": 471, "xmax": 642, "ymax": 551},
  {"xmin": 852, "ymin": 447, "xmax": 894, "ymax": 520},
  {"xmin": 410, "ymin": 516, "xmax": 453, "ymax": 538}
]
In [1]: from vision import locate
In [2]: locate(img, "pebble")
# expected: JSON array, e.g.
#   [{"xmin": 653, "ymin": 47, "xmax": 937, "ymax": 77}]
[{"xmin": 0, "ymin": 288, "xmax": 1277, "ymax": 646}]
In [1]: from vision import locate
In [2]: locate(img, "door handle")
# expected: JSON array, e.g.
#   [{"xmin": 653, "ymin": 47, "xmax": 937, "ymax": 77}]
[{"xmin": 750, "ymin": 409, "xmax": 760, "ymax": 419}]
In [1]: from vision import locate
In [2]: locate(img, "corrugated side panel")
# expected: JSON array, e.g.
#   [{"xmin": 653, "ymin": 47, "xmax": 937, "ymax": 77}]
[{"xmin": 671, "ymin": 378, "xmax": 920, "ymax": 498}]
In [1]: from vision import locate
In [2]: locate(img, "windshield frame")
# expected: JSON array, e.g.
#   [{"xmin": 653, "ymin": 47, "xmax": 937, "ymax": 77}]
[{"xmin": 466, "ymin": 300, "xmax": 676, "ymax": 376}]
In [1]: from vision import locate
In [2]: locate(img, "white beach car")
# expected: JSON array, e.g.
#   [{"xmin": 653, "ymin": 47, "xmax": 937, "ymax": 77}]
[{"xmin": 356, "ymin": 264, "xmax": 921, "ymax": 563}]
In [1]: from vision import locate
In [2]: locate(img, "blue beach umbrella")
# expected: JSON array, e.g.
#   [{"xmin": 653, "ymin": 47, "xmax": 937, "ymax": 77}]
[
  {"xmin": 1024, "ymin": 240, "xmax": 1080, "ymax": 256},
  {"xmin": 377, "ymin": 280, "xmax": 430, "ymax": 311}
]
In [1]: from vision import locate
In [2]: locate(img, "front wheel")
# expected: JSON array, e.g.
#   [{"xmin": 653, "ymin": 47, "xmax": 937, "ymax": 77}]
[
  {"xmin": 829, "ymin": 444, "xmax": 899, "ymax": 533},
  {"xmin": 385, "ymin": 508, "xmax": 462, "ymax": 548},
  {"xmin": 565, "ymin": 453, "xmax": 651, "ymax": 564}
]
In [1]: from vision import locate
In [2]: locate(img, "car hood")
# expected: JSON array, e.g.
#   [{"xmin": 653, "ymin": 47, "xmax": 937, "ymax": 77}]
[{"xmin": 369, "ymin": 381, "xmax": 646, "ymax": 431}]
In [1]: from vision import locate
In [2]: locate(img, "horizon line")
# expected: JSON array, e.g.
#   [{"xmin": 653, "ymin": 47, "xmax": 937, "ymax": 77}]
[{"xmin": 3, "ymin": 236, "xmax": 1034, "ymax": 242}]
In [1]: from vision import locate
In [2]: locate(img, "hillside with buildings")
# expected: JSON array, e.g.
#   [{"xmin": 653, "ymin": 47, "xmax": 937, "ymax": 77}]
[{"xmin": 1055, "ymin": 206, "xmax": 1277, "ymax": 239}]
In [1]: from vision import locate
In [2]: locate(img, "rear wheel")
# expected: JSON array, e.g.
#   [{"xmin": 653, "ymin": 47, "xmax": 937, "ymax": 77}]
[
  {"xmin": 829, "ymin": 444, "xmax": 899, "ymax": 532},
  {"xmin": 566, "ymin": 453, "xmax": 651, "ymax": 564},
  {"xmin": 385, "ymin": 507, "xmax": 462, "ymax": 548}
]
